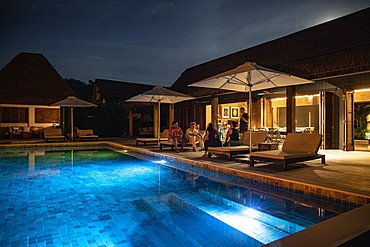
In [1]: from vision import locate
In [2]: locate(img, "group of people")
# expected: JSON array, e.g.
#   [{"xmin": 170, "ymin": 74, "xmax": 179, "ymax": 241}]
[
  {"xmin": 168, "ymin": 106, "xmax": 249, "ymax": 157},
  {"xmin": 167, "ymin": 121, "xmax": 204, "ymax": 153}
]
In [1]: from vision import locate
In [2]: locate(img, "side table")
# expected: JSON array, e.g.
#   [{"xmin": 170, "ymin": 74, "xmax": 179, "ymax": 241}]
[
  {"xmin": 21, "ymin": 132, "xmax": 34, "ymax": 139},
  {"xmin": 258, "ymin": 142, "xmax": 279, "ymax": 151}
]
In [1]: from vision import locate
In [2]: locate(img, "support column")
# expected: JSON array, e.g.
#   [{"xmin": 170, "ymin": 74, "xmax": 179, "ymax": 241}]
[
  {"xmin": 211, "ymin": 95, "xmax": 219, "ymax": 129},
  {"xmin": 265, "ymin": 98, "xmax": 273, "ymax": 128},
  {"xmin": 195, "ymin": 103, "xmax": 199, "ymax": 124},
  {"xmin": 286, "ymin": 86, "xmax": 296, "ymax": 133},
  {"xmin": 129, "ymin": 109, "xmax": 133, "ymax": 137},
  {"xmin": 0, "ymin": 106, "xmax": 2, "ymax": 139},
  {"xmin": 153, "ymin": 104, "xmax": 159, "ymax": 138},
  {"xmin": 169, "ymin": 104, "xmax": 174, "ymax": 128},
  {"xmin": 342, "ymin": 89, "xmax": 354, "ymax": 151},
  {"xmin": 60, "ymin": 107, "xmax": 65, "ymax": 135}
]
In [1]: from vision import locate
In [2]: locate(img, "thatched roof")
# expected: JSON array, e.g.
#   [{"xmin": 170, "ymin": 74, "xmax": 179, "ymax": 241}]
[
  {"xmin": 94, "ymin": 78, "xmax": 155, "ymax": 104},
  {"xmin": 0, "ymin": 52, "xmax": 77, "ymax": 105},
  {"xmin": 171, "ymin": 7, "xmax": 370, "ymax": 93}
]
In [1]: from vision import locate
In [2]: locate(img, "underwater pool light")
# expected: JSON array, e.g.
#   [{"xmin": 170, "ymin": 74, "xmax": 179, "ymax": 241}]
[
  {"xmin": 243, "ymin": 208, "xmax": 260, "ymax": 218},
  {"xmin": 153, "ymin": 160, "xmax": 167, "ymax": 164}
]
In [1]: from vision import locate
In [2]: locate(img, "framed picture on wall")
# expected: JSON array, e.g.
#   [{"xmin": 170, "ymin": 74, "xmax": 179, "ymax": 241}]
[
  {"xmin": 231, "ymin": 107, "xmax": 239, "ymax": 119},
  {"xmin": 222, "ymin": 107, "xmax": 229, "ymax": 118}
]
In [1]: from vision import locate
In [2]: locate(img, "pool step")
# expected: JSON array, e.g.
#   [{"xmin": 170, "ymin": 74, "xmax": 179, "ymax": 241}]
[
  {"xmin": 132, "ymin": 194, "xmax": 204, "ymax": 247},
  {"xmin": 133, "ymin": 193, "xmax": 255, "ymax": 246},
  {"xmin": 172, "ymin": 190, "xmax": 289, "ymax": 245},
  {"xmin": 197, "ymin": 188, "xmax": 306, "ymax": 234},
  {"xmin": 134, "ymin": 188, "xmax": 306, "ymax": 246}
]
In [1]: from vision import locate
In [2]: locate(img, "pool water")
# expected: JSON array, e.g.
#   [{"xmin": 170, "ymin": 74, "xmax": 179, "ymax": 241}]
[{"xmin": 0, "ymin": 147, "xmax": 357, "ymax": 247}]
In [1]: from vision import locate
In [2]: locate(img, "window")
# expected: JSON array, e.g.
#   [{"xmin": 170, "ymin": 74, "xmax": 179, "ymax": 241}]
[
  {"xmin": 35, "ymin": 108, "xmax": 60, "ymax": 123},
  {"xmin": 1, "ymin": 107, "xmax": 29, "ymax": 123}
]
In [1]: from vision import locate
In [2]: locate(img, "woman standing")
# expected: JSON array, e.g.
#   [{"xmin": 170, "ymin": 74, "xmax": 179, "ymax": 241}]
[{"xmin": 203, "ymin": 123, "xmax": 222, "ymax": 157}]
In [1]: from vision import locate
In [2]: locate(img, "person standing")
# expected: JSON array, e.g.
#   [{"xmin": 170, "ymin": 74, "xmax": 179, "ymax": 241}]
[
  {"xmin": 239, "ymin": 107, "xmax": 249, "ymax": 143},
  {"xmin": 240, "ymin": 107, "xmax": 249, "ymax": 133},
  {"xmin": 218, "ymin": 118, "xmax": 224, "ymax": 141},
  {"xmin": 186, "ymin": 122, "xmax": 204, "ymax": 151}
]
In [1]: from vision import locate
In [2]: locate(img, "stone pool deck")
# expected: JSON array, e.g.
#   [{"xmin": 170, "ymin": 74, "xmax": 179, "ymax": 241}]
[{"xmin": 107, "ymin": 138, "xmax": 370, "ymax": 198}]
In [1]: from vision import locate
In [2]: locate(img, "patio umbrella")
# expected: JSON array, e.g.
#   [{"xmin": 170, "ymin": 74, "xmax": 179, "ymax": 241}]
[
  {"xmin": 51, "ymin": 96, "xmax": 97, "ymax": 140},
  {"xmin": 189, "ymin": 62, "xmax": 314, "ymax": 153},
  {"xmin": 126, "ymin": 86, "xmax": 195, "ymax": 145}
]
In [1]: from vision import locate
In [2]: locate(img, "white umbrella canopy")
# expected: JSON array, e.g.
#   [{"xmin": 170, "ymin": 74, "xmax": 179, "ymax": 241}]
[
  {"xmin": 126, "ymin": 86, "xmax": 195, "ymax": 103},
  {"xmin": 190, "ymin": 62, "xmax": 313, "ymax": 92},
  {"xmin": 51, "ymin": 96, "xmax": 98, "ymax": 140},
  {"xmin": 51, "ymin": 96, "xmax": 98, "ymax": 107},
  {"xmin": 189, "ymin": 62, "xmax": 314, "ymax": 153},
  {"xmin": 126, "ymin": 86, "xmax": 196, "ymax": 144}
]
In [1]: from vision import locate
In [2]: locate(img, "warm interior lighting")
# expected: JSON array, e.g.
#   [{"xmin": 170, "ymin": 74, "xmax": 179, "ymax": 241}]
[
  {"xmin": 308, "ymin": 95, "xmax": 313, "ymax": 103},
  {"xmin": 295, "ymin": 94, "xmax": 320, "ymax": 99},
  {"xmin": 271, "ymin": 94, "xmax": 320, "ymax": 101},
  {"xmin": 354, "ymin": 88, "xmax": 370, "ymax": 93},
  {"xmin": 271, "ymin": 97, "xmax": 287, "ymax": 101}
]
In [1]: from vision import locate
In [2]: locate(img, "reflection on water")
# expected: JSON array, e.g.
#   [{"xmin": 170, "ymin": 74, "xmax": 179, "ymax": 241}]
[{"xmin": 1, "ymin": 150, "xmax": 64, "ymax": 177}]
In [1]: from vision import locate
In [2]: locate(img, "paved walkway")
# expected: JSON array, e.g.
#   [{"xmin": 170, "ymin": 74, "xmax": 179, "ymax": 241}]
[{"xmin": 1, "ymin": 137, "xmax": 370, "ymax": 197}]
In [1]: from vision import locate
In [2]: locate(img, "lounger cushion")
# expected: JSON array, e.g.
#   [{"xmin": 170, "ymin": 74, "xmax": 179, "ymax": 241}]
[
  {"xmin": 160, "ymin": 141, "xmax": 174, "ymax": 146},
  {"xmin": 137, "ymin": 138, "xmax": 167, "ymax": 142},
  {"xmin": 241, "ymin": 132, "xmax": 268, "ymax": 146},
  {"xmin": 79, "ymin": 135, "xmax": 99, "ymax": 138},
  {"xmin": 44, "ymin": 135, "xmax": 65, "ymax": 139},
  {"xmin": 44, "ymin": 128, "xmax": 63, "ymax": 137},
  {"xmin": 250, "ymin": 150, "xmax": 318, "ymax": 160},
  {"xmin": 208, "ymin": 146, "xmax": 258, "ymax": 152},
  {"xmin": 160, "ymin": 129, "xmax": 169, "ymax": 138},
  {"xmin": 282, "ymin": 133, "xmax": 322, "ymax": 153}
]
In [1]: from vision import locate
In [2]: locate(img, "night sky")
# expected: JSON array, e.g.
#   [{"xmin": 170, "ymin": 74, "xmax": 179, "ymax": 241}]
[{"xmin": 1, "ymin": 0, "xmax": 369, "ymax": 86}]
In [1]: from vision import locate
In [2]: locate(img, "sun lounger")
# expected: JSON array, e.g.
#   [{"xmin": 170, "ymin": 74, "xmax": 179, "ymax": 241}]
[
  {"xmin": 44, "ymin": 128, "xmax": 66, "ymax": 142},
  {"xmin": 136, "ymin": 129, "xmax": 168, "ymax": 145},
  {"xmin": 250, "ymin": 133, "xmax": 325, "ymax": 171},
  {"xmin": 207, "ymin": 132, "xmax": 268, "ymax": 160},
  {"xmin": 159, "ymin": 141, "xmax": 176, "ymax": 151},
  {"xmin": 160, "ymin": 140, "xmax": 199, "ymax": 151},
  {"xmin": 160, "ymin": 130, "xmax": 201, "ymax": 151},
  {"xmin": 77, "ymin": 129, "xmax": 99, "ymax": 141}
]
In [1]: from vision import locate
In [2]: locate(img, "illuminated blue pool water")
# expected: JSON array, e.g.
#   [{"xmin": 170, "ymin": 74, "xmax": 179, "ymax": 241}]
[{"xmin": 0, "ymin": 146, "xmax": 356, "ymax": 246}]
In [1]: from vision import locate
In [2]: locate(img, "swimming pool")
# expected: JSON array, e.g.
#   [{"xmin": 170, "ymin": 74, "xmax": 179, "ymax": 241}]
[{"xmin": 0, "ymin": 146, "xmax": 357, "ymax": 246}]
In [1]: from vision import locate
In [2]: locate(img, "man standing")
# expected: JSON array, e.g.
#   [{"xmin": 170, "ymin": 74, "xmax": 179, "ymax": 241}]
[
  {"xmin": 186, "ymin": 122, "xmax": 204, "ymax": 151},
  {"xmin": 239, "ymin": 107, "xmax": 249, "ymax": 143},
  {"xmin": 168, "ymin": 121, "xmax": 187, "ymax": 153}
]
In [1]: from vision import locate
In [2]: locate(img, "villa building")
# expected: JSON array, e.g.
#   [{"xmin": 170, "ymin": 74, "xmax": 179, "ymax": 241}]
[
  {"xmin": 170, "ymin": 7, "xmax": 370, "ymax": 151},
  {"xmin": 0, "ymin": 52, "xmax": 77, "ymax": 139}
]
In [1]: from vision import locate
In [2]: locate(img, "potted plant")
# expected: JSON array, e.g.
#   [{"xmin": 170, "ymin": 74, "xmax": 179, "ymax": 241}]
[{"xmin": 354, "ymin": 104, "xmax": 370, "ymax": 140}]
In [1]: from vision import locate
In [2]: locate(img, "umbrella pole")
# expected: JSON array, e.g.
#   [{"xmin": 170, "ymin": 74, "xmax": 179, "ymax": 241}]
[
  {"xmin": 71, "ymin": 106, "xmax": 73, "ymax": 141},
  {"xmin": 248, "ymin": 73, "xmax": 252, "ymax": 154},
  {"xmin": 158, "ymin": 101, "xmax": 161, "ymax": 146}
]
